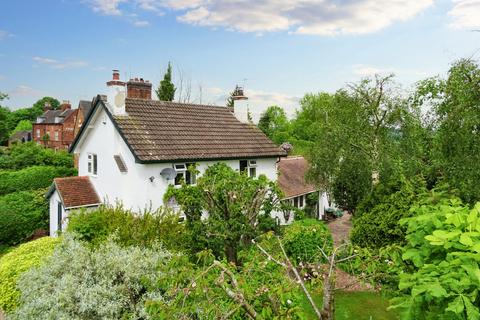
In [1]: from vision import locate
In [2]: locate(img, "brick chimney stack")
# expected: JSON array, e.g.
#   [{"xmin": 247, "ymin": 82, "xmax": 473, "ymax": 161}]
[
  {"xmin": 60, "ymin": 100, "xmax": 71, "ymax": 111},
  {"xmin": 127, "ymin": 78, "xmax": 152, "ymax": 100}
]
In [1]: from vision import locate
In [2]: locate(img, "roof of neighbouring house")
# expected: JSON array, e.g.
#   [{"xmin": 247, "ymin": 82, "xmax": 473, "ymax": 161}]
[
  {"xmin": 73, "ymin": 97, "xmax": 286, "ymax": 162},
  {"xmin": 78, "ymin": 100, "xmax": 93, "ymax": 118},
  {"xmin": 36, "ymin": 109, "xmax": 76, "ymax": 124},
  {"xmin": 277, "ymin": 156, "xmax": 317, "ymax": 198},
  {"xmin": 9, "ymin": 130, "xmax": 31, "ymax": 141},
  {"xmin": 48, "ymin": 176, "xmax": 101, "ymax": 209}
]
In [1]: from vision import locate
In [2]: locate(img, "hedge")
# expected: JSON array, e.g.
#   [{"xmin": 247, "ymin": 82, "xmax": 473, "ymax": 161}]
[
  {"xmin": 0, "ymin": 142, "xmax": 73, "ymax": 170},
  {"xmin": 0, "ymin": 237, "xmax": 60, "ymax": 312},
  {"xmin": 0, "ymin": 166, "xmax": 76, "ymax": 196},
  {"xmin": 0, "ymin": 190, "xmax": 49, "ymax": 245}
]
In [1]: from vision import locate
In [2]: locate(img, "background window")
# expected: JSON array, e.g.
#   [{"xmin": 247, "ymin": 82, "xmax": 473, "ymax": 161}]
[
  {"xmin": 54, "ymin": 131, "xmax": 59, "ymax": 141},
  {"xmin": 87, "ymin": 153, "xmax": 97, "ymax": 175}
]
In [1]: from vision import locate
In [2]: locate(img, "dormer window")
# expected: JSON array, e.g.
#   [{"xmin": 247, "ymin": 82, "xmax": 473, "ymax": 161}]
[
  {"xmin": 174, "ymin": 163, "xmax": 196, "ymax": 185},
  {"xmin": 87, "ymin": 153, "xmax": 97, "ymax": 176},
  {"xmin": 239, "ymin": 159, "xmax": 257, "ymax": 178}
]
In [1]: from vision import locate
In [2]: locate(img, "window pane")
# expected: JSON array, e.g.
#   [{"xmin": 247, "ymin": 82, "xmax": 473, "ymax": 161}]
[
  {"xmin": 294, "ymin": 197, "xmax": 299, "ymax": 208},
  {"xmin": 88, "ymin": 162, "xmax": 92, "ymax": 173},
  {"xmin": 57, "ymin": 201, "xmax": 62, "ymax": 232},
  {"xmin": 93, "ymin": 155, "xmax": 97, "ymax": 175},
  {"xmin": 299, "ymin": 195, "xmax": 304, "ymax": 207},
  {"xmin": 239, "ymin": 160, "xmax": 247, "ymax": 173},
  {"xmin": 175, "ymin": 172, "xmax": 184, "ymax": 185},
  {"xmin": 249, "ymin": 167, "xmax": 256, "ymax": 178}
]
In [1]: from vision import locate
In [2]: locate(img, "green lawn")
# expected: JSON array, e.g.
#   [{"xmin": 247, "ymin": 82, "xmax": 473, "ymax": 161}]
[{"xmin": 301, "ymin": 290, "xmax": 399, "ymax": 320}]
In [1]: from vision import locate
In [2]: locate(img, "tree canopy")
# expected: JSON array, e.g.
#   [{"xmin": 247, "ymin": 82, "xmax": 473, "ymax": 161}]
[{"xmin": 258, "ymin": 105, "xmax": 290, "ymax": 145}]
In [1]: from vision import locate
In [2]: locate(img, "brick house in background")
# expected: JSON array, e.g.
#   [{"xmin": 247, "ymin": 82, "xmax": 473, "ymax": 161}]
[
  {"xmin": 73, "ymin": 100, "xmax": 93, "ymax": 137},
  {"xmin": 33, "ymin": 101, "xmax": 79, "ymax": 150}
]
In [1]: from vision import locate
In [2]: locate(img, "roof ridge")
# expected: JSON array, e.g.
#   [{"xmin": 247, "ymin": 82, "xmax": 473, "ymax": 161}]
[{"xmin": 125, "ymin": 98, "xmax": 228, "ymax": 109}]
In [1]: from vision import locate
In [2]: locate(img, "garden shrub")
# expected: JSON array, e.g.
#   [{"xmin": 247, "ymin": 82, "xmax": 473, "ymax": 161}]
[
  {"xmin": 390, "ymin": 197, "xmax": 480, "ymax": 319},
  {"xmin": 9, "ymin": 236, "xmax": 178, "ymax": 319},
  {"xmin": 148, "ymin": 243, "xmax": 307, "ymax": 319},
  {"xmin": 282, "ymin": 219, "xmax": 333, "ymax": 264},
  {"xmin": 67, "ymin": 204, "xmax": 187, "ymax": 250},
  {"xmin": 0, "ymin": 165, "xmax": 76, "ymax": 196},
  {"xmin": 0, "ymin": 189, "xmax": 49, "ymax": 245},
  {"xmin": 0, "ymin": 142, "xmax": 73, "ymax": 170},
  {"xmin": 337, "ymin": 244, "xmax": 404, "ymax": 289},
  {"xmin": 0, "ymin": 236, "xmax": 59, "ymax": 312},
  {"xmin": 350, "ymin": 177, "xmax": 428, "ymax": 248}
]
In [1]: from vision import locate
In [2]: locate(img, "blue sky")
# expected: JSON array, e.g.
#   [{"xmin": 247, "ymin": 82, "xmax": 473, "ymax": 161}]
[{"xmin": 0, "ymin": 0, "xmax": 479, "ymax": 120}]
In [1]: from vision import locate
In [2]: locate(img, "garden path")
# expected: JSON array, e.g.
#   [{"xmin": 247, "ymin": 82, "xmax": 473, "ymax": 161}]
[
  {"xmin": 326, "ymin": 213, "xmax": 352, "ymax": 247},
  {"xmin": 326, "ymin": 213, "xmax": 374, "ymax": 291}
]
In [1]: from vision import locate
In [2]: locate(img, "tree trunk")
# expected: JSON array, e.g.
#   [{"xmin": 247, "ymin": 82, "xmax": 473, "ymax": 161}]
[
  {"xmin": 225, "ymin": 245, "xmax": 238, "ymax": 266},
  {"xmin": 322, "ymin": 257, "xmax": 336, "ymax": 320}
]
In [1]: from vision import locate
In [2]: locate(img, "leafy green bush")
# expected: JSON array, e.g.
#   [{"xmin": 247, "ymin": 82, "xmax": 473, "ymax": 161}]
[
  {"xmin": 337, "ymin": 244, "xmax": 404, "ymax": 289},
  {"xmin": 67, "ymin": 204, "xmax": 187, "ymax": 250},
  {"xmin": 390, "ymin": 197, "xmax": 480, "ymax": 319},
  {"xmin": 148, "ymin": 244, "xmax": 307, "ymax": 319},
  {"xmin": 282, "ymin": 219, "xmax": 333, "ymax": 264},
  {"xmin": 0, "ymin": 237, "xmax": 59, "ymax": 312},
  {"xmin": 350, "ymin": 177, "xmax": 428, "ymax": 248},
  {"xmin": 0, "ymin": 165, "xmax": 76, "ymax": 196},
  {"xmin": 0, "ymin": 142, "xmax": 73, "ymax": 170},
  {"xmin": 0, "ymin": 189, "xmax": 49, "ymax": 245},
  {"xmin": 9, "ymin": 236, "xmax": 178, "ymax": 319}
]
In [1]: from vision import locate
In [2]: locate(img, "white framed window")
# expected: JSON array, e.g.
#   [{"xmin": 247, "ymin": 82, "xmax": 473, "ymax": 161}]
[
  {"xmin": 54, "ymin": 131, "xmax": 59, "ymax": 141},
  {"xmin": 239, "ymin": 159, "xmax": 257, "ymax": 177},
  {"xmin": 87, "ymin": 153, "xmax": 97, "ymax": 175},
  {"xmin": 174, "ymin": 163, "xmax": 196, "ymax": 185},
  {"xmin": 36, "ymin": 129, "xmax": 40, "ymax": 138}
]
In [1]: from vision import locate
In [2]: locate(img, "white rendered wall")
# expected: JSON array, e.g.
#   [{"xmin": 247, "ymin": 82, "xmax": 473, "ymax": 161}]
[{"xmin": 74, "ymin": 105, "xmax": 280, "ymax": 214}]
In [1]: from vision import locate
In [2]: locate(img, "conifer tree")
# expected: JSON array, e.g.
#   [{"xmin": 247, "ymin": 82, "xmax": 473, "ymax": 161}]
[{"xmin": 156, "ymin": 62, "xmax": 176, "ymax": 101}]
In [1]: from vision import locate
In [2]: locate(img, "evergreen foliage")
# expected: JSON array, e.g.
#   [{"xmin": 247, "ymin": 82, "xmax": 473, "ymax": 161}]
[
  {"xmin": 156, "ymin": 62, "xmax": 176, "ymax": 101},
  {"xmin": 0, "ymin": 142, "xmax": 73, "ymax": 170}
]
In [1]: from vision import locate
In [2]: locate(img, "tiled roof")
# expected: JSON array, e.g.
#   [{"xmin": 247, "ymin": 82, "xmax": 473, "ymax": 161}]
[
  {"xmin": 36, "ymin": 109, "xmax": 76, "ymax": 124},
  {"xmin": 111, "ymin": 98, "xmax": 286, "ymax": 162},
  {"xmin": 9, "ymin": 130, "xmax": 31, "ymax": 141},
  {"xmin": 54, "ymin": 176, "xmax": 100, "ymax": 208},
  {"xmin": 277, "ymin": 156, "xmax": 317, "ymax": 198},
  {"xmin": 78, "ymin": 100, "xmax": 93, "ymax": 118}
]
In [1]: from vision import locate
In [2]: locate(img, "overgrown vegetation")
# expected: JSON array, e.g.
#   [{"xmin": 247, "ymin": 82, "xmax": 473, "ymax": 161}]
[
  {"xmin": 0, "ymin": 142, "xmax": 74, "ymax": 247},
  {"xmin": 67, "ymin": 205, "xmax": 186, "ymax": 250},
  {"xmin": 0, "ymin": 237, "xmax": 60, "ymax": 312}
]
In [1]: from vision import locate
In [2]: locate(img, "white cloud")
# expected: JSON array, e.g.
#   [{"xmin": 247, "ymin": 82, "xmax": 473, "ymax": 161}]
[
  {"xmin": 8, "ymin": 85, "xmax": 42, "ymax": 98},
  {"xmin": 33, "ymin": 56, "xmax": 89, "ymax": 69},
  {"xmin": 133, "ymin": 19, "xmax": 150, "ymax": 27},
  {"xmin": 448, "ymin": 0, "xmax": 480, "ymax": 29},
  {"xmin": 0, "ymin": 30, "xmax": 13, "ymax": 40},
  {"xmin": 352, "ymin": 64, "xmax": 394, "ymax": 77},
  {"xmin": 89, "ymin": 0, "xmax": 126, "ymax": 15},
  {"xmin": 85, "ymin": 0, "xmax": 433, "ymax": 35},
  {"xmin": 204, "ymin": 86, "xmax": 300, "ymax": 122}
]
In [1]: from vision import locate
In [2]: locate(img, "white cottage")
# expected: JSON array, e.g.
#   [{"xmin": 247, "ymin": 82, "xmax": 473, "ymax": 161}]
[{"xmin": 48, "ymin": 70, "xmax": 291, "ymax": 236}]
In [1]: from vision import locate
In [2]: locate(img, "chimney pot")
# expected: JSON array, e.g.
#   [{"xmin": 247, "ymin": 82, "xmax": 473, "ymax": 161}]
[{"xmin": 112, "ymin": 69, "xmax": 120, "ymax": 80}]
